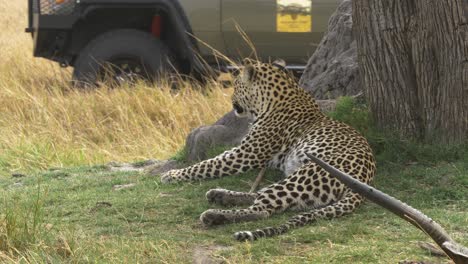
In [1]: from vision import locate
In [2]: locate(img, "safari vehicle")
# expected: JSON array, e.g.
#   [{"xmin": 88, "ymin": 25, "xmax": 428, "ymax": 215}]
[{"xmin": 26, "ymin": 0, "xmax": 341, "ymax": 85}]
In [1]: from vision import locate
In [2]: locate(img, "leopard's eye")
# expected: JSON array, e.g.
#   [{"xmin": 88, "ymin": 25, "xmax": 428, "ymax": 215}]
[{"xmin": 232, "ymin": 69, "xmax": 241, "ymax": 77}]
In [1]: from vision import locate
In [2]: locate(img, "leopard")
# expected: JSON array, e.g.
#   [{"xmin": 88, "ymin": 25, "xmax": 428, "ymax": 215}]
[{"xmin": 160, "ymin": 58, "xmax": 376, "ymax": 241}]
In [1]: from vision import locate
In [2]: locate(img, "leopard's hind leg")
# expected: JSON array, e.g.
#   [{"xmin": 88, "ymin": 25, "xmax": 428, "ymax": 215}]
[
  {"xmin": 233, "ymin": 191, "xmax": 363, "ymax": 241},
  {"xmin": 200, "ymin": 163, "xmax": 359, "ymax": 231},
  {"xmin": 200, "ymin": 165, "xmax": 324, "ymax": 226}
]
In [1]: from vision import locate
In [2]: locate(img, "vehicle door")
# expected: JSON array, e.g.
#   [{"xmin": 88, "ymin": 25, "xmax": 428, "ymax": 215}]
[
  {"xmin": 221, "ymin": 0, "xmax": 341, "ymax": 64},
  {"xmin": 178, "ymin": 0, "xmax": 225, "ymax": 64}
]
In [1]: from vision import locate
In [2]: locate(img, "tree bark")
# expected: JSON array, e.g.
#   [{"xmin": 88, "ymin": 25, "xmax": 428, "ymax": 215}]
[{"xmin": 354, "ymin": 0, "xmax": 468, "ymax": 143}]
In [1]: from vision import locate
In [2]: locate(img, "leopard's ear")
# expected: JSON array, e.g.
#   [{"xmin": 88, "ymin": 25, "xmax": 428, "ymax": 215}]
[
  {"xmin": 242, "ymin": 58, "xmax": 257, "ymax": 82},
  {"xmin": 242, "ymin": 58, "xmax": 256, "ymax": 67},
  {"xmin": 272, "ymin": 59, "xmax": 286, "ymax": 70}
]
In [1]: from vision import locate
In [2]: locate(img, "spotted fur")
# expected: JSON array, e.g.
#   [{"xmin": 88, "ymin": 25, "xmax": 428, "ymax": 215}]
[{"xmin": 160, "ymin": 58, "xmax": 376, "ymax": 241}]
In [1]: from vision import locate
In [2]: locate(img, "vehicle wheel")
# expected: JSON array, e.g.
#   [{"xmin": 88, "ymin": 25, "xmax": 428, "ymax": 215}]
[{"xmin": 72, "ymin": 29, "xmax": 174, "ymax": 87}]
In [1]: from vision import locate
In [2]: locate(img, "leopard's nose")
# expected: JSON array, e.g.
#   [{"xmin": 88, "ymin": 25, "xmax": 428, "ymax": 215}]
[{"xmin": 233, "ymin": 102, "xmax": 244, "ymax": 114}]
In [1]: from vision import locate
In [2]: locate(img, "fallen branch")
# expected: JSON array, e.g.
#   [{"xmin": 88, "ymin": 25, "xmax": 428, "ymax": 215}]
[
  {"xmin": 418, "ymin": 241, "xmax": 446, "ymax": 257},
  {"xmin": 305, "ymin": 153, "xmax": 468, "ymax": 264}
]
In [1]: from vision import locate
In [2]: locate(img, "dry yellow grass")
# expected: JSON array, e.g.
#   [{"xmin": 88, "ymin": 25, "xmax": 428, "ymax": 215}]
[{"xmin": 0, "ymin": 1, "xmax": 232, "ymax": 172}]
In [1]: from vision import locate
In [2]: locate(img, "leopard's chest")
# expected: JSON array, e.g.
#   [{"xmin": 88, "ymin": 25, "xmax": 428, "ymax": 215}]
[{"xmin": 268, "ymin": 144, "xmax": 308, "ymax": 176}]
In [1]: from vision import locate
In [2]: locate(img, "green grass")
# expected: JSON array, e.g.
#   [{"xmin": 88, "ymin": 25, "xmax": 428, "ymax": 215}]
[
  {"xmin": 0, "ymin": 97, "xmax": 467, "ymax": 263},
  {"xmin": 0, "ymin": 152, "xmax": 467, "ymax": 263}
]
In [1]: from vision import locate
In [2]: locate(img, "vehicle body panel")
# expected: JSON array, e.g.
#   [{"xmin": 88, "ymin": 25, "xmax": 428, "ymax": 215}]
[
  {"xmin": 27, "ymin": 0, "xmax": 341, "ymax": 74},
  {"xmin": 178, "ymin": 0, "xmax": 226, "ymax": 56}
]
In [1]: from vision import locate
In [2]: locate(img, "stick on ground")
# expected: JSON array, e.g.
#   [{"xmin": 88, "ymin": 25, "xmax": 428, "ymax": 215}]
[{"xmin": 249, "ymin": 167, "xmax": 266, "ymax": 193}]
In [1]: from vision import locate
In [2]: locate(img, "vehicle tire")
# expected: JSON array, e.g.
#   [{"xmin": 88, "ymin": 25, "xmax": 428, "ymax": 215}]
[{"xmin": 72, "ymin": 29, "xmax": 174, "ymax": 87}]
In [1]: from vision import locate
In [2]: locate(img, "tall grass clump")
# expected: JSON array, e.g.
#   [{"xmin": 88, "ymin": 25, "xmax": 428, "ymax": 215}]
[
  {"xmin": 0, "ymin": 2, "xmax": 232, "ymax": 173},
  {"xmin": 0, "ymin": 186, "xmax": 48, "ymax": 257}
]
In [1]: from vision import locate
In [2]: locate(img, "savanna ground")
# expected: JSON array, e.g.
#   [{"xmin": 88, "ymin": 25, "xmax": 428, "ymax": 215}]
[{"xmin": 0, "ymin": 1, "xmax": 467, "ymax": 263}]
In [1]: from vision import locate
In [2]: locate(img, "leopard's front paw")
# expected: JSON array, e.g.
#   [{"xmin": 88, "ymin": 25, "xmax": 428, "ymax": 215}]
[
  {"xmin": 200, "ymin": 209, "xmax": 229, "ymax": 227},
  {"xmin": 160, "ymin": 170, "xmax": 181, "ymax": 184}
]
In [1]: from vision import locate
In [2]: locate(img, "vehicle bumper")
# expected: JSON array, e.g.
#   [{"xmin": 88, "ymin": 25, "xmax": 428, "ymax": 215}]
[{"xmin": 27, "ymin": 0, "xmax": 78, "ymax": 61}]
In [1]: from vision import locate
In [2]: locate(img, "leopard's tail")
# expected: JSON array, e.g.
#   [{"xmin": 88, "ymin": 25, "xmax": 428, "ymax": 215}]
[{"xmin": 233, "ymin": 191, "xmax": 363, "ymax": 241}]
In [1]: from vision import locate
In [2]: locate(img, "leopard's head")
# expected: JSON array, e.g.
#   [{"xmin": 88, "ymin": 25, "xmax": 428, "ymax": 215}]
[{"xmin": 232, "ymin": 58, "xmax": 293, "ymax": 119}]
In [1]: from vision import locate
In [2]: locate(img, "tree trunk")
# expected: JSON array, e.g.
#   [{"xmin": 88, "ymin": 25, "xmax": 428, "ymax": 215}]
[{"xmin": 354, "ymin": 0, "xmax": 468, "ymax": 143}]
